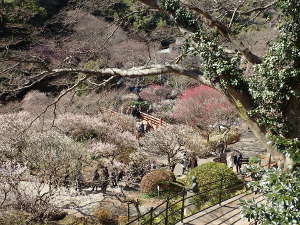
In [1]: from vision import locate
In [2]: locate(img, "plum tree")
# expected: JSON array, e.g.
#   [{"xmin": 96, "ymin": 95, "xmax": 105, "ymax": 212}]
[
  {"xmin": 173, "ymin": 85, "xmax": 237, "ymax": 141},
  {"xmin": 3, "ymin": 0, "xmax": 299, "ymax": 168},
  {"xmin": 1, "ymin": 0, "xmax": 300, "ymax": 222}
]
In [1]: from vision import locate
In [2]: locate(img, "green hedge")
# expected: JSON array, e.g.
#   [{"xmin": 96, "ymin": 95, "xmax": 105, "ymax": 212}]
[{"xmin": 186, "ymin": 162, "xmax": 243, "ymax": 208}]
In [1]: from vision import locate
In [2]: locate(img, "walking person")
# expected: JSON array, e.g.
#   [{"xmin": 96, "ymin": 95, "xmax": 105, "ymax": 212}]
[
  {"xmin": 234, "ymin": 153, "xmax": 243, "ymax": 173},
  {"xmin": 182, "ymin": 152, "xmax": 189, "ymax": 174},
  {"xmin": 117, "ymin": 169, "xmax": 125, "ymax": 182},
  {"xmin": 91, "ymin": 168, "xmax": 100, "ymax": 192},
  {"xmin": 136, "ymin": 120, "xmax": 145, "ymax": 140},
  {"xmin": 131, "ymin": 105, "xmax": 141, "ymax": 119},
  {"xmin": 226, "ymin": 152, "xmax": 234, "ymax": 169},
  {"xmin": 74, "ymin": 157, "xmax": 84, "ymax": 193},
  {"xmin": 189, "ymin": 153, "xmax": 198, "ymax": 169},
  {"xmin": 237, "ymin": 153, "xmax": 243, "ymax": 173},
  {"xmin": 101, "ymin": 166, "xmax": 110, "ymax": 194},
  {"xmin": 75, "ymin": 170, "xmax": 84, "ymax": 193},
  {"xmin": 111, "ymin": 168, "xmax": 118, "ymax": 188}
]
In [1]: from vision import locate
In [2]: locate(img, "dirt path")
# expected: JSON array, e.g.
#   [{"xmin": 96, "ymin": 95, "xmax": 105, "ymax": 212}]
[
  {"xmin": 229, "ymin": 131, "xmax": 266, "ymax": 157},
  {"xmin": 19, "ymin": 181, "xmax": 123, "ymax": 216}
]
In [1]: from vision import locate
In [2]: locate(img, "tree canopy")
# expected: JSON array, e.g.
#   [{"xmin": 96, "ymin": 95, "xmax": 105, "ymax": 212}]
[{"xmin": 1, "ymin": 0, "xmax": 300, "ymax": 222}]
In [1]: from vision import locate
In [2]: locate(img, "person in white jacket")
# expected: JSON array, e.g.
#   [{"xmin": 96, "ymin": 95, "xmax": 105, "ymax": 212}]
[{"xmin": 226, "ymin": 152, "xmax": 235, "ymax": 169}]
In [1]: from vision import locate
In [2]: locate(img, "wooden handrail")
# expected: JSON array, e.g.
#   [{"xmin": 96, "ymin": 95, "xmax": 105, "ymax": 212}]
[{"xmin": 99, "ymin": 107, "xmax": 168, "ymax": 129}]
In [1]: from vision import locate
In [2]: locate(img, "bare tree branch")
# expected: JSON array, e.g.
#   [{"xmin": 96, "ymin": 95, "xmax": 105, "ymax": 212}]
[
  {"xmin": 1, "ymin": 65, "xmax": 208, "ymax": 96},
  {"xmin": 87, "ymin": 76, "xmax": 116, "ymax": 87},
  {"xmin": 136, "ymin": 0, "xmax": 262, "ymax": 65},
  {"xmin": 241, "ymin": 1, "xmax": 276, "ymax": 15},
  {"xmin": 0, "ymin": 63, "xmax": 20, "ymax": 74},
  {"xmin": 184, "ymin": 4, "xmax": 231, "ymax": 40},
  {"xmin": 23, "ymin": 75, "xmax": 88, "ymax": 131},
  {"xmin": 229, "ymin": 0, "xmax": 247, "ymax": 28}
]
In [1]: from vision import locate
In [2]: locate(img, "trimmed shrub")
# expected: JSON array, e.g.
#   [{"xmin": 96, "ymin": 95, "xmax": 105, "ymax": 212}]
[
  {"xmin": 94, "ymin": 208, "xmax": 117, "ymax": 225},
  {"xmin": 140, "ymin": 170, "xmax": 176, "ymax": 194},
  {"xmin": 118, "ymin": 216, "xmax": 129, "ymax": 225},
  {"xmin": 186, "ymin": 162, "xmax": 242, "ymax": 208}
]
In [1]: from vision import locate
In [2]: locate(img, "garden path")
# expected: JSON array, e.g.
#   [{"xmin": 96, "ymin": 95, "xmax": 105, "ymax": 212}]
[{"xmin": 176, "ymin": 192, "xmax": 264, "ymax": 225}]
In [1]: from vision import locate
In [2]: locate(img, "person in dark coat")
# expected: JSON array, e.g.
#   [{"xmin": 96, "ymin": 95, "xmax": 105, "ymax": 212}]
[
  {"xmin": 111, "ymin": 168, "xmax": 118, "ymax": 188},
  {"xmin": 234, "ymin": 153, "xmax": 243, "ymax": 173},
  {"xmin": 117, "ymin": 170, "xmax": 125, "ymax": 182},
  {"xmin": 189, "ymin": 154, "xmax": 198, "ymax": 169},
  {"xmin": 101, "ymin": 166, "xmax": 110, "ymax": 194},
  {"xmin": 132, "ymin": 105, "xmax": 141, "ymax": 119},
  {"xmin": 91, "ymin": 168, "xmax": 100, "ymax": 192}
]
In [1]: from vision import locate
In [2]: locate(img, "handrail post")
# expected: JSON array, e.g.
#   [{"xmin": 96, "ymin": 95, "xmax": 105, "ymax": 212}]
[
  {"xmin": 165, "ymin": 197, "xmax": 169, "ymax": 225},
  {"xmin": 219, "ymin": 176, "xmax": 224, "ymax": 205},
  {"xmin": 150, "ymin": 207, "xmax": 154, "ymax": 225},
  {"xmin": 181, "ymin": 191, "xmax": 185, "ymax": 223},
  {"xmin": 127, "ymin": 203, "xmax": 130, "ymax": 222}
]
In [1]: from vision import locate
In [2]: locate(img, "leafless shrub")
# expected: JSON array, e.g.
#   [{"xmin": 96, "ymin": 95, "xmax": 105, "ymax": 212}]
[
  {"xmin": 99, "ymin": 111, "xmax": 135, "ymax": 133},
  {"xmin": 21, "ymin": 91, "xmax": 52, "ymax": 116},
  {"xmin": 93, "ymin": 207, "xmax": 118, "ymax": 225},
  {"xmin": 54, "ymin": 113, "xmax": 137, "ymax": 148},
  {"xmin": 140, "ymin": 125, "xmax": 188, "ymax": 171},
  {"xmin": 0, "ymin": 113, "xmax": 84, "ymax": 221},
  {"xmin": 0, "ymin": 162, "xmax": 66, "ymax": 222},
  {"xmin": 123, "ymin": 152, "xmax": 152, "ymax": 184}
]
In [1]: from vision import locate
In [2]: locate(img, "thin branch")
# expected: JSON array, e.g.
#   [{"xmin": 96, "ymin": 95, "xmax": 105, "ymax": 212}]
[
  {"xmin": 0, "ymin": 63, "xmax": 20, "ymax": 74},
  {"xmin": 23, "ymin": 75, "xmax": 88, "ymax": 131},
  {"xmin": 185, "ymin": 4, "xmax": 231, "ymax": 40},
  {"xmin": 137, "ymin": 0, "xmax": 262, "ymax": 65},
  {"xmin": 87, "ymin": 76, "xmax": 115, "ymax": 87},
  {"xmin": 229, "ymin": 0, "xmax": 246, "ymax": 28},
  {"xmin": 2, "ymin": 71, "xmax": 59, "ymax": 93},
  {"xmin": 241, "ymin": 2, "xmax": 276, "ymax": 15},
  {"xmin": 101, "ymin": 11, "xmax": 142, "ymax": 50},
  {"xmin": 0, "ymin": 56, "xmax": 49, "ymax": 69}
]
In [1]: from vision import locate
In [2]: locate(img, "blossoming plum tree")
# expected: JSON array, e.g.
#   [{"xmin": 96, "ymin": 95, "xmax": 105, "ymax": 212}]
[
  {"xmin": 173, "ymin": 85, "xmax": 237, "ymax": 141},
  {"xmin": 1, "ymin": 0, "xmax": 300, "ymax": 222}
]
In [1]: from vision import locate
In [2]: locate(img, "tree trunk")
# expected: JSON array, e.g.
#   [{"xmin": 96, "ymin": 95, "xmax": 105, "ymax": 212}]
[
  {"xmin": 225, "ymin": 86, "xmax": 289, "ymax": 168},
  {"xmin": 167, "ymin": 155, "xmax": 171, "ymax": 171}
]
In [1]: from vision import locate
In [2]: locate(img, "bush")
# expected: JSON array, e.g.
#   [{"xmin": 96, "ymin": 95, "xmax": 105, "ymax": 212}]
[
  {"xmin": 94, "ymin": 208, "xmax": 117, "ymax": 225},
  {"xmin": 249, "ymin": 156, "xmax": 261, "ymax": 165},
  {"xmin": 186, "ymin": 162, "xmax": 242, "ymax": 208},
  {"xmin": 140, "ymin": 170, "xmax": 176, "ymax": 195},
  {"xmin": 3, "ymin": 0, "xmax": 47, "ymax": 24},
  {"xmin": 139, "ymin": 85, "xmax": 172, "ymax": 103}
]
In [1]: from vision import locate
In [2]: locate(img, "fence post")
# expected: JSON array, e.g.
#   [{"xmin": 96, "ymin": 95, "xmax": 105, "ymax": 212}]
[
  {"xmin": 127, "ymin": 203, "xmax": 130, "ymax": 222},
  {"xmin": 219, "ymin": 177, "xmax": 224, "ymax": 205},
  {"xmin": 150, "ymin": 207, "xmax": 154, "ymax": 225},
  {"xmin": 181, "ymin": 191, "xmax": 185, "ymax": 223},
  {"xmin": 165, "ymin": 197, "xmax": 169, "ymax": 225}
]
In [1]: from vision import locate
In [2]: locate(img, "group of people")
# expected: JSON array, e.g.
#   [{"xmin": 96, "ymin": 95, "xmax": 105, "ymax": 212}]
[
  {"xmin": 131, "ymin": 105, "xmax": 151, "ymax": 139},
  {"xmin": 226, "ymin": 151, "xmax": 243, "ymax": 173},
  {"xmin": 91, "ymin": 165, "xmax": 125, "ymax": 193},
  {"xmin": 182, "ymin": 152, "xmax": 198, "ymax": 175},
  {"xmin": 63, "ymin": 163, "xmax": 125, "ymax": 194}
]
